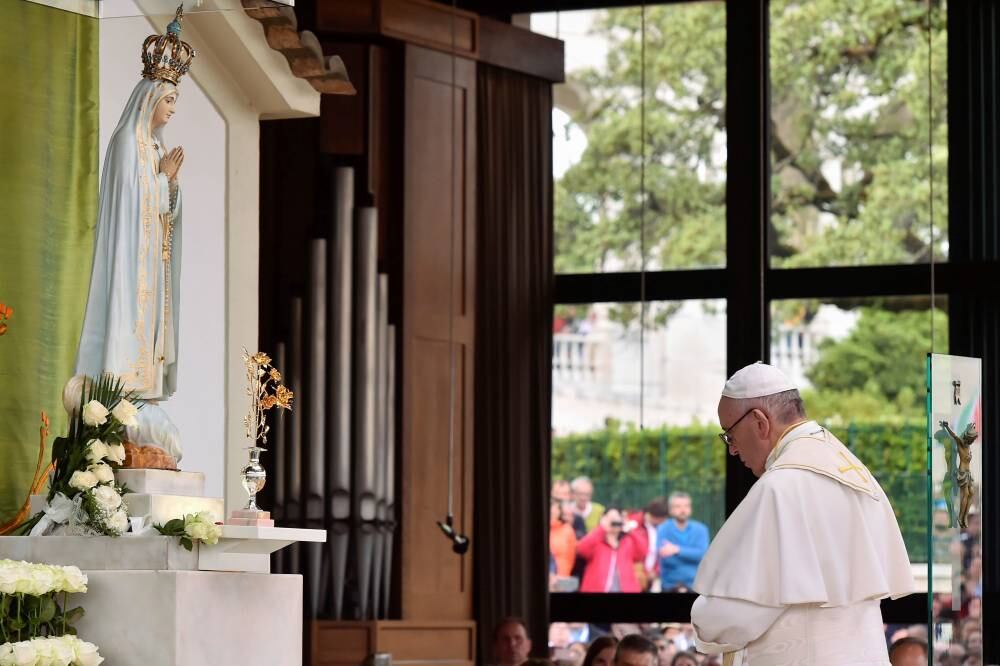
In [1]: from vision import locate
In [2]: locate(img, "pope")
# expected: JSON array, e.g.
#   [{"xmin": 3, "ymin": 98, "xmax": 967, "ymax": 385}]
[{"xmin": 691, "ymin": 362, "xmax": 915, "ymax": 665}]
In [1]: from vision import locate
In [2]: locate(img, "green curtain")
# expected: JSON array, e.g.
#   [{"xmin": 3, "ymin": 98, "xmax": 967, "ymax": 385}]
[{"xmin": 0, "ymin": 3, "xmax": 99, "ymax": 521}]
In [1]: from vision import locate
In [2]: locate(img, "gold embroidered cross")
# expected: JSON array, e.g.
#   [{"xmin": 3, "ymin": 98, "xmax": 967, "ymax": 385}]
[{"xmin": 838, "ymin": 452, "xmax": 869, "ymax": 484}]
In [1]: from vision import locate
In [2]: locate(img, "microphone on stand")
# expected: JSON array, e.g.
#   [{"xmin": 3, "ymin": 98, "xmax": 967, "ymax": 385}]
[{"xmin": 437, "ymin": 515, "xmax": 470, "ymax": 555}]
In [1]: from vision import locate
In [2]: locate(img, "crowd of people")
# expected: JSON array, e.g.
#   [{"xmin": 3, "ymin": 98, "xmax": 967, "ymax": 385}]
[
  {"xmin": 491, "ymin": 616, "xmax": 956, "ymax": 665},
  {"xmin": 549, "ymin": 478, "xmax": 709, "ymax": 594},
  {"xmin": 493, "ymin": 617, "xmax": 713, "ymax": 666}
]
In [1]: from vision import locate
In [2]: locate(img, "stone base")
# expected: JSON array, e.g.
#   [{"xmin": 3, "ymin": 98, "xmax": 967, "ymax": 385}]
[
  {"xmin": 114, "ymin": 469, "xmax": 205, "ymax": 496},
  {"xmin": 31, "ymin": 493, "xmax": 224, "ymax": 526},
  {"xmin": 228, "ymin": 517, "xmax": 275, "ymax": 527},
  {"xmin": 0, "ymin": 535, "xmax": 198, "ymax": 571},
  {"xmin": 0, "ymin": 528, "xmax": 327, "ymax": 574},
  {"xmin": 78, "ymin": 570, "xmax": 302, "ymax": 666},
  {"xmin": 228, "ymin": 509, "xmax": 274, "ymax": 527}
]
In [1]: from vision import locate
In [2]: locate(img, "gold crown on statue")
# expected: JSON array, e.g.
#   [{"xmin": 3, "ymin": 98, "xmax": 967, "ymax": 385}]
[{"xmin": 141, "ymin": 4, "xmax": 196, "ymax": 85}]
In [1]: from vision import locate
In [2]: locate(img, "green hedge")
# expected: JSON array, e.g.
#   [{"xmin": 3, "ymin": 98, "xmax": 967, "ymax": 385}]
[{"xmin": 552, "ymin": 421, "xmax": 927, "ymax": 561}]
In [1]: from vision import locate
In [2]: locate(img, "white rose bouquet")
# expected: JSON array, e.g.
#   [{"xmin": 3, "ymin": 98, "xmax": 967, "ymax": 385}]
[
  {"xmin": 11, "ymin": 375, "xmax": 139, "ymax": 537},
  {"xmin": 153, "ymin": 512, "xmax": 222, "ymax": 551},
  {"xmin": 0, "ymin": 560, "xmax": 96, "ymax": 660},
  {"xmin": 0, "ymin": 635, "xmax": 104, "ymax": 666}
]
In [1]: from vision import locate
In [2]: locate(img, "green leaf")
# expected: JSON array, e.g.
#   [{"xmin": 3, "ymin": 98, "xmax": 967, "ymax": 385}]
[
  {"xmin": 180, "ymin": 537, "xmax": 193, "ymax": 552},
  {"xmin": 64, "ymin": 606, "xmax": 86, "ymax": 623},
  {"xmin": 38, "ymin": 596, "xmax": 57, "ymax": 624}
]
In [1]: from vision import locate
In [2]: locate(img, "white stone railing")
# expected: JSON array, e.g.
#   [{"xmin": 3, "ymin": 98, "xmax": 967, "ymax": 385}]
[
  {"xmin": 552, "ymin": 333, "xmax": 604, "ymax": 385},
  {"xmin": 770, "ymin": 325, "xmax": 819, "ymax": 388}
]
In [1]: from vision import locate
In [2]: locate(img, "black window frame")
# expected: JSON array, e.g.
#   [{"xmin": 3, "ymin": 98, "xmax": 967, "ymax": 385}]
[{"xmin": 537, "ymin": 0, "xmax": 1000, "ymax": 646}]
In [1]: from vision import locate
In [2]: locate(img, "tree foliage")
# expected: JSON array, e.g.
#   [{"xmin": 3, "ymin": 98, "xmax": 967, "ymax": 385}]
[
  {"xmin": 803, "ymin": 306, "xmax": 947, "ymax": 421},
  {"xmin": 555, "ymin": 0, "xmax": 947, "ymax": 274}
]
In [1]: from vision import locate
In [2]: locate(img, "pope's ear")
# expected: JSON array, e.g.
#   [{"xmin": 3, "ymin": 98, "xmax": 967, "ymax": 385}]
[{"xmin": 753, "ymin": 408, "xmax": 771, "ymax": 437}]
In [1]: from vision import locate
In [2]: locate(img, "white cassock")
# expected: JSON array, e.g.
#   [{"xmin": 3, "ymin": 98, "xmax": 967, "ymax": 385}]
[{"xmin": 690, "ymin": 421, "xmax": 915, "ymax": 666}]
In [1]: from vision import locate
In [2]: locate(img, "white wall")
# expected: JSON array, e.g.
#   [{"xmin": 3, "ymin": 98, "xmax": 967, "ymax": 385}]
[{"xmin": 100, "ymin": 14, "xmax": 227, "ymax": 499}]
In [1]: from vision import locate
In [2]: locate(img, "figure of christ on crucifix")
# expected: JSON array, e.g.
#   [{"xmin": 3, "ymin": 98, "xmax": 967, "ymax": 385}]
[{"xmin": 940, "ymin": 420, "xmax": 978, "ymax": 529}]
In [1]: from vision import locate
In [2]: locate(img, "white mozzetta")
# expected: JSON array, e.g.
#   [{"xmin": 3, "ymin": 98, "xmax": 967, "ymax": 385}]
[
  {"xmin": 76, "ymin": 570, "xmax": 303, "ymax": 665},
  {"xmin": 114, "ymin": 469, "xmax": 206, "ymax": 496}
]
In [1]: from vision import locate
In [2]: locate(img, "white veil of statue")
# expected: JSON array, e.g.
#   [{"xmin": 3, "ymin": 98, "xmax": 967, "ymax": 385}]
[{"xmin": 73, "ymin": 8, "xmax": 195, "ymax": 463}]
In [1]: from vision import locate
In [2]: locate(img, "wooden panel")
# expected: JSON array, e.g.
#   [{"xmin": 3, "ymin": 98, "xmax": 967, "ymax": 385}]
[
  {"xmin": 320, "ymin": 42, "xmax": 369, "ymax": 156},
  {"xmin": 479, "ymin": 16, "xmax": 565, "ymax": 83},
  {"xmin": 316, "ymin": 0, "xmax": 377, "ymax": 34},
  {"xmin": 312, "ymin": 621, "xmax": 475, "ymax": 666},
  {"xmin": 382, "ymin": 0, "xmax": 478, "ymax": 58},
  {"xmin": 312, "ymin": 624, "xmax": 372, "ymax": 665},
  {"xmin": 401, "ymin": 44, "xmax": 476, "ymax": 621}
]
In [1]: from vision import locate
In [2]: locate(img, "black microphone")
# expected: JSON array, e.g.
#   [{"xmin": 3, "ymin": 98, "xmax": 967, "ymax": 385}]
[{"xmin": 437, "ymin": 515, "xmax": 470, "ymax": 555}]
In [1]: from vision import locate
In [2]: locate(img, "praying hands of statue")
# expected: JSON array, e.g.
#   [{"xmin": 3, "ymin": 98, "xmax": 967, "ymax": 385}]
[{"xmin": 159, "ymin": 146, "xmax": 185, "ymax": 182}]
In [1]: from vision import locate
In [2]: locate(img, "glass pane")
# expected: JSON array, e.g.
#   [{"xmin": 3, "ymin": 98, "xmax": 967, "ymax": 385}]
[
  {"xmin": 551, "ymin": 300, "xmax": 726, "ymax": 594},
  {"xmin": 530, "ymin": 3, "xmax": 726, "ymax": 274},
  {"xmin": 547, "ymin": 623, "xmax": 708, "ymax": 665},
  {"xmin": 770, "ymin": 297, "xmax": 946, "ymax": 568},
  {"xmin": 928, "ymin": 354, "xmax": 983, "ymax": 665},
  {"xmin": 768, "ymin": 1, "xmax": 948, "ymax": 267}
]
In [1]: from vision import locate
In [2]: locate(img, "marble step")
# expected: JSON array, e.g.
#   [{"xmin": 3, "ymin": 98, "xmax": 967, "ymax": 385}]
[
  {"xmin": 114, "ymin": 468, "xmax": 205, "ymax": 496},
  {"xmin": 31, "ymin": 493, "xmax": 224, "ymax": 526}
]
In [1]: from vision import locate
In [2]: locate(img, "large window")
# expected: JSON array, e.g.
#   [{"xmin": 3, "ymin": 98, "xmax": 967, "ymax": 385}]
[
  {"xmin": 768, "ymin": 0, "xmax": 948, "ymax": 267},
  {"xmin": 530, "ymin": 0, "xmax": 965, "ymax": 639}
]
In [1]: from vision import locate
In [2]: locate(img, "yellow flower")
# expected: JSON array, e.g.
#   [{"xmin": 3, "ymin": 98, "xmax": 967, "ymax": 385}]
[
  {"xmin": 269, "ymin": 367, "xmax": 282, "ymax": 382},
  {"xmin": 252, "ymin": 352, "xmax": 271, "ymax": 366},
  {"xmin": 275, "ymin": 385, "xmax": 294, "ymax": 409}
]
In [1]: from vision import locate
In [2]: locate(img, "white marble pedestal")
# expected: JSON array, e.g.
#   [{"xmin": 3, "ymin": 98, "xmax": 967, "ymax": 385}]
[{"xmin": 77, "ymin": 570, "xmax": 302, "ymax": 666}]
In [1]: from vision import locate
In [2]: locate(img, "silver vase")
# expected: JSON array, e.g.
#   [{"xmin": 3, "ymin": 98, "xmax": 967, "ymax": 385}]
[{"xmin": 241, "ymin": 446, "xmax": 268, "ymax": 511}]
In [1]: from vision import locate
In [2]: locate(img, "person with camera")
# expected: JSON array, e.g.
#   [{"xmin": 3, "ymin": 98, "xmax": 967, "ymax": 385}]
[{"xmin": 576, "ymin": 507, "xmax": 644, "ymax": 593}]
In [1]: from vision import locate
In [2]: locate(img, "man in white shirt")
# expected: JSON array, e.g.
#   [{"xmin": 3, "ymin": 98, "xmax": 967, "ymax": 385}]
[{"xmin": 691, "ymin": 362, "xmax": 915, "ymax": 665}]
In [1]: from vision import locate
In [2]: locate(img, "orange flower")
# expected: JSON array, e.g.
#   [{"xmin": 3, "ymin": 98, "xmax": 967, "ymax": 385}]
[
  {"xmin": 268, "ymin": 367, "xmax": 282, "ymax": 382},
  {"xmin": 0, "ymin": 323, "xmax": 6, "ymax": 336},
  {"xmin": 260, "ymin": 395, "xmax": 278, "ymax": 410},
  {"xmin": 275, "ymin": 385, "xmax": 294, "ymax": 409}
]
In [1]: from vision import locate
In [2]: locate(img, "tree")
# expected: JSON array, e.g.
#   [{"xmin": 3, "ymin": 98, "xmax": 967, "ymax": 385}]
[
  {"xmin": 555, "ymin": 0, "xmax": 947, "ymax": 275},
  {"xmin": 802, "ymin": 306, "xmax": 948, "ymax": 422}
]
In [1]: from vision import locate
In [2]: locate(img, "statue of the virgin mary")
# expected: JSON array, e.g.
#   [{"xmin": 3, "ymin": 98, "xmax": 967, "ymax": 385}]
[{"xmin": 73, "ymin": 6, "xmax": 196, "ymax": 463}]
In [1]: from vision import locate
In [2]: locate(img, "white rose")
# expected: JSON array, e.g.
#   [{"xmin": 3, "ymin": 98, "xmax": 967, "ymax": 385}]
[
  {"xmin": 0, "ymin": 563, "xmax": 18, "ymax": 594},
  {"xmin": 104, "ymin": 444, "xmax": 126, "ymax": 465},
  {"xmin": 13, "ymin": 564, "xmax": 50, "ymax": 596},
  {"xmin": 72, "ymin": 638, "xmax": 104, "ymax": 666},
  {"xmin": 10, "ymin": 641, "xmax": 36, "ymax": 666},
  {"xmin": 69, "ymin": 470, "xmax": 98, "ymax": 491},
  {"xmin": 92, "ymin": 485, "xmax": 122, "ymax": 511},
  {"xmin": 185, "ymin": 521, "xmax": 209, "ymax": 542},
  {"xmin": 85, "ymin": 439, "xmax": 109, "ymax": 463},
  {"xmin": 59, "ymin": 565, "xmax": 88, "ymax": 594},
  {"xmin": 45, "ymin": 636, "xmax": 75, "ymax": 664},
  {"xmin": 0, "ymin": 642, "xmax": 13, "ymax": 666},
  {"xmin": 30, "ymin": 638, "xmax": 54, "ymax": 663},
  {"xmin": 108, "ymin": 509, "xmax": 129, "ymax": 534},
  {"xmin": 111, "ymin": 399, "xmax": 139, "ymax": 427},
  {"xmin": 88, "ymin": 463, "xmax": 115, "ymax": 484},
  {"xmin": 81, "ymin": 400, "xmax": 109, "ymax": 427}
]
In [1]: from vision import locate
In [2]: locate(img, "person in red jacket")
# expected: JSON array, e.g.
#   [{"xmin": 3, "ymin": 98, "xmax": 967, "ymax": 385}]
[
  {"xmin": 627, "ymin": 497, "xmax": 670, "ymax": 591},
  {"xmin": 576, "ymin": 507, "xmax": 644, "ymax": 593}
]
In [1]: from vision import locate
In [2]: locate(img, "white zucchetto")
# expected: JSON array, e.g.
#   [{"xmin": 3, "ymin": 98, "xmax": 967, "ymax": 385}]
[{"xmin": 721, "ymin": 362, "xmax": 796, "ymax": 399}]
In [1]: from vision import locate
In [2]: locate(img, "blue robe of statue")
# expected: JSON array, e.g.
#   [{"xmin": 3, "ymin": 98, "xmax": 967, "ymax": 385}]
[{"xmin": 75, "ymin": 78, "xmax": 183, "ymax": 459}]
